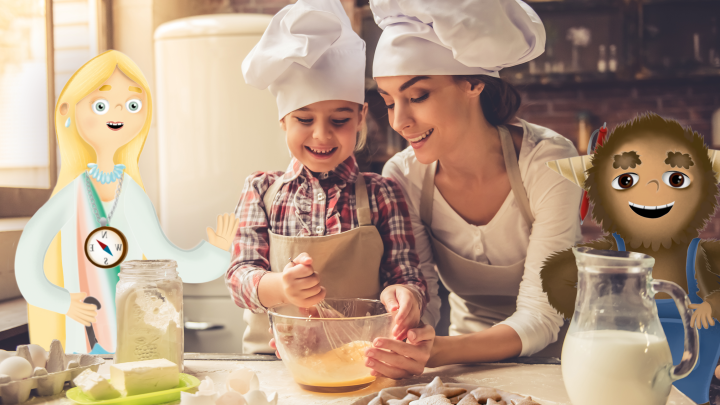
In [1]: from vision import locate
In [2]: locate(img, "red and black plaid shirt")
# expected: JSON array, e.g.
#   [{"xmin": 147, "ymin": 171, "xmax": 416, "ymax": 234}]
[{"xmin": 226, "ymin": 155, "xmax": 427, "ymax": 314}]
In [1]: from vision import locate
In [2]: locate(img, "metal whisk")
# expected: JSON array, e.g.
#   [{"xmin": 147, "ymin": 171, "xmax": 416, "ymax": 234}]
[{"xmin": 288, "ymin": 258, "xmax": 359, "ymax": 350}]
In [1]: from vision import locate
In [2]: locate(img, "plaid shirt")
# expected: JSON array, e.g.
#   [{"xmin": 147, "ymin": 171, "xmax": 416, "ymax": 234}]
[{"xmin": 226, "ymin": 155, "xmax": 427, "ymax": 314}]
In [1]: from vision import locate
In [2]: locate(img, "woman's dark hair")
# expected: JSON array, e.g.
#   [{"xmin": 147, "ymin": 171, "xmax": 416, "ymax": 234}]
[{"xmin": 453, "ymin": 75, "xmax": 521, "ymax": 126}]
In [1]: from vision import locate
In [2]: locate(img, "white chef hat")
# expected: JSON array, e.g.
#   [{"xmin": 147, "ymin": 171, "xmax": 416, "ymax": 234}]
[
  {"xmin": 370, "ymin": 0, "xmax": 546, "ymax": 78},
  {"xmin": 242, "ymin": 0, "xmax": 366, "ymax": 120}
]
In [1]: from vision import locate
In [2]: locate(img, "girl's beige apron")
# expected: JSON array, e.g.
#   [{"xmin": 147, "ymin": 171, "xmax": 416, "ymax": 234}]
[
  {"xmin": 420, "ymin": 125, "xmax": 566, "ymax": 358},
  {"xmin": 242, "ymin": 174, "xmax": 385, "ymax": 354}
]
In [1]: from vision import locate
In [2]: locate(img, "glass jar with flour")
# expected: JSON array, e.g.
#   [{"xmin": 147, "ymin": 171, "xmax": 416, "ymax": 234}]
[{"xmin": 115, "ymin": 260, "xmax": 183, "ymax": 370}]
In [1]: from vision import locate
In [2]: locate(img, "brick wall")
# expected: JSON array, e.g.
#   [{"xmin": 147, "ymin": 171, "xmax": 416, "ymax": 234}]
[
  {"xmin": 513, "ymin": 77, "xmax": 720, "ymax": 241},
  {"xmin": 515, "ymin": 78, "xmax": 720, "ymax": 149}
]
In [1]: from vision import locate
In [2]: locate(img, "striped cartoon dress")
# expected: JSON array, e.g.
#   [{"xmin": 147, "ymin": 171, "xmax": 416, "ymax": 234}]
[{"xmin": 16, "ymin": 172, "xmax": 230, "ymax": 354}]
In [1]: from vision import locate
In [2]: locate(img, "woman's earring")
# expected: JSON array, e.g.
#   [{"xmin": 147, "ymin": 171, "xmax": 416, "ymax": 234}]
[{"xmin": 65, "ymin": 118, "xmax": 71, "ymax": 128}]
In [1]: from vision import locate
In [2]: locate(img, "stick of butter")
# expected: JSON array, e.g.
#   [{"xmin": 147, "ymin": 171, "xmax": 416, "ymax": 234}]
[
  {"xmin": 110, "ymin": 359, "xmax": 179, "ymax": 396},
  {"xmin": 73, "ymin": 369, "xmax": 121, "ymax": 400}
]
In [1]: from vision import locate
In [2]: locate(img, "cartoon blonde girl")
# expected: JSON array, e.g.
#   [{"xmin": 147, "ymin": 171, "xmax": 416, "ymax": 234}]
[{"xmin": 15, "ymin": 50, "xmax": 237, "ymax": 354}]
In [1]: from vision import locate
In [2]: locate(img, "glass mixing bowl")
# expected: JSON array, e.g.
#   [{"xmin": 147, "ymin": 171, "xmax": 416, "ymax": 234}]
[{"xmin": 268, "ymin": 298, "xmax": 393, "ymax": 392}]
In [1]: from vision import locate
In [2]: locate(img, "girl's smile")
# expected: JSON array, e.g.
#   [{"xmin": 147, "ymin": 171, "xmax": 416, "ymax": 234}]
[{"xmin": 305, "ymin": 145, "xmax": 338, "ymax": 160}]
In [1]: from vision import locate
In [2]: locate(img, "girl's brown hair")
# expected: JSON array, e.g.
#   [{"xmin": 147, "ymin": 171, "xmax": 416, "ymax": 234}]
[{"xmin": 453, "ymin": 75, "xmax": 521, "ymax": 126}]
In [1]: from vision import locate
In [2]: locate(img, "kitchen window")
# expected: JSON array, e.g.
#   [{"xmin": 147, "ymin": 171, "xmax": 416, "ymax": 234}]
[
  {"xmin": 0, "ymin": 0, "xmax": 57, "ymax": 217},
  {"xmin": 0, "ymin": 0, "xmax": 111, "ymax": 218}
]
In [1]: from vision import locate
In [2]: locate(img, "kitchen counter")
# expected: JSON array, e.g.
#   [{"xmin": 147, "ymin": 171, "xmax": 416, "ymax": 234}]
[
  {"xmin": 26, "ymin": 354, "xmax": 695, "ymax": 405},
  {"xmin": 0, "ymin": 297, "xmax": 28, "ymax": 342}
]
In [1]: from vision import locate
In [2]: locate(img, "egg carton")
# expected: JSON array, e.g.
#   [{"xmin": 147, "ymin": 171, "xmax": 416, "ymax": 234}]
[{"xmin": 0, "ymin": 340, "xmax": 105, "ymax": 404}]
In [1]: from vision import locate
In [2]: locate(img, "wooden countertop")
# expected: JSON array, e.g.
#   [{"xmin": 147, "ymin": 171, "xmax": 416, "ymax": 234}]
[{"xmin": 28, "ymin": 355, "xmax": 695, "ymax": 405}]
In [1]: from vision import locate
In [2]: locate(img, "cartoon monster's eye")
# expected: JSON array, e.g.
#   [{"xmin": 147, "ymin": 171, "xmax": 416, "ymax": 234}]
[
  {"xmin": 611, "ymin": 173, "xmax": 639, "ymax": 190},
  {"xmin": 662, "ymin": 171, "xmax": 691, "ymax": 189},
  {"xmin": 92, "ymin": 99, "xmax": 109, "ymax": 115},
  {"xmin": 126, "ymin": 99, "xmax": 142, "ymax": 113}
]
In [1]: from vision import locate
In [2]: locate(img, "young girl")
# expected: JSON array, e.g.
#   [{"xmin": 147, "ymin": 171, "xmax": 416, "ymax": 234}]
[{"xmin": 226, "ymin": 0, "xmax": 427, "ymax": 355}]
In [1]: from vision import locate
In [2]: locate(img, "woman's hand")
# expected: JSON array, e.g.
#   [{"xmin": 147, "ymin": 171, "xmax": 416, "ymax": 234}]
[
  {"xmin": 206, "ymin": 213, "xmax": 240, "ymax": 251},
  {"xmin": 282, "ymin": 253, "xmax": 326, "ymax": 308},
  {"xmin": 269, "ymin": 327, "xmax": 282, "ymax": 359},
  {"xmin": 689, "ymin": 301, "xmax": 715, "ymax": 329},
  {"xmin": 269, "ymin": 338, "xmax": 281, "ymax": 359},
  {"xmin": 364, "ymin": 324, "xmax": 435, "ymax": 379},
  {"xmin": 380, "ymin": 285, "xmax": 421, "ymax": 340},
  {"xmin": 66, "ymin": 292, "xmax": 98, "ymax": 326}
]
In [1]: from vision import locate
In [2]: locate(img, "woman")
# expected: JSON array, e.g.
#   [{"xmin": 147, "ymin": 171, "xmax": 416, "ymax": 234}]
[
  {"xmin": 15, "ymin": 50, "xmax": 237, "ymax": 354},
  {"xmin": 363, "ymin": 0, "xmax": 583, "ymax": 378}
]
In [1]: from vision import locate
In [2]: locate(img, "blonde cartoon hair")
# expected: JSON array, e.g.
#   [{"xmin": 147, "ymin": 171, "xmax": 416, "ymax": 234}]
[
  {"xmin": 31, "ymin": 50, "xmax": 152, "ymax": 350},
  {"xmin": 53, "ymin": 49, "xmax": 152, "ymax": 196}
]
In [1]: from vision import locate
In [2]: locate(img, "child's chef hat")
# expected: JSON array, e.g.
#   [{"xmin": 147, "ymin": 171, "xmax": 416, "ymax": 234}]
[
  {"xmin": 370, "ymin": 0, "xmax": 545, "ymax": 78},
  {"xmin": 242, "ymin": 0, "xmax": 365, "ymax": 120}
]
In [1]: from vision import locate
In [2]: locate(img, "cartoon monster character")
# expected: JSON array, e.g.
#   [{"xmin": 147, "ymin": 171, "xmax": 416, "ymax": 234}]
[
  {"xmin": 15, "ymin": 50, "xmax": 238, "ymax": 355},
  {"xmin": 540, "ymin": 113, "xmax": 720, "ymax": 405}
]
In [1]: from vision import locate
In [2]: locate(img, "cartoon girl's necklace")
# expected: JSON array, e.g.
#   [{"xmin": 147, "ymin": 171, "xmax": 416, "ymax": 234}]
[{"xmin": 83, "ymin": 173, "xmax": 129, "ymax": 268}]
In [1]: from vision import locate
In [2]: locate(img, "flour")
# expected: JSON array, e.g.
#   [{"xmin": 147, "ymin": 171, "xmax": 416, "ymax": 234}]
[{"xmin": 115, "ymin": 283, "xmax": 183, "ymax": 369}]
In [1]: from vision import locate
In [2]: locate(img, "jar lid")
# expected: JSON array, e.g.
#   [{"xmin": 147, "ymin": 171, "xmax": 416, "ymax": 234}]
[{"xmin": 121, "ymin": 260, "xmax": 178, "ymax": 270}]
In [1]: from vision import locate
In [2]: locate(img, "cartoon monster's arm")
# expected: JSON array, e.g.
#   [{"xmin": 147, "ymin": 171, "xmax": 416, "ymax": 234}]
[
  {"xmin": 695, "ymin": 240, "xmax": 720, "ymax": 321},
  {"xmin": 123, "ymin": 175, "xmax": 231, "ymax": 284},
  {"xmin": 540, "ymin": 236, "xmax": 615, "ymax": 319},
  {"xmin": 15, "ymin": 182, "xmax": 75, "ymax": 314}
]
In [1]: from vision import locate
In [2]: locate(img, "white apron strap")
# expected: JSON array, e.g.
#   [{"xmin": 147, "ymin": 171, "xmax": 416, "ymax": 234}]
[
  {"xmin": 354, "ymin": 174, "xmax": 372, "ymax": 227},
  {"xmin": 262, "ymin": 175, "xmax": 285, "ymax": 219},
  {"xmin": 499, "ymin": 125, "xmax": 535, "ymax": 227},
  {"xmin": 420, "ymin": 161, "xmax": 437, "ymax": 228}
]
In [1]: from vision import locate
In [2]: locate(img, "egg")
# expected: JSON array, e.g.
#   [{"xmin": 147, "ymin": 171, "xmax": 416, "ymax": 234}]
[
  {"xmin": 0, "ymin": 350, "xmax": 12, "ymax": 364},
  {"xmin": 216, "ymin": 390, "xmax": 247, "ymax": 405},
  {"xmin": 26, "ymin": 345, "xmax": 48, "ymax": 369},
  {"xmin": 0, "ymin": 357, "xmax": 33, "ymax": 381},
  {"xmin": 226, "ymin": 367, "xmax": 259, "ymax": 394}
]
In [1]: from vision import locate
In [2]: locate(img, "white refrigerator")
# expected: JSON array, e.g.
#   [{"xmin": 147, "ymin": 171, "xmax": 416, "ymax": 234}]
[{"xmin": 154, "ymin": 14, "xmax": 290, "ymax": 353}]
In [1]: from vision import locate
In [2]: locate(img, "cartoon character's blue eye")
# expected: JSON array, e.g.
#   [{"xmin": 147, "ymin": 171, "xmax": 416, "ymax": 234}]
[
  {"xmin": 612, "ymin": 173, "xmax": 639, "ymax": 190},
  {"xmin": 92, "ymin": 99, "xmax": 109, "ymax": 115},
  {"xmin": 126, "ymin": 99, "xmax": 142, "ymax": 113},
  {"xmin": 662, "ymin": 171, "xmax": 691, "ymax": 189}
]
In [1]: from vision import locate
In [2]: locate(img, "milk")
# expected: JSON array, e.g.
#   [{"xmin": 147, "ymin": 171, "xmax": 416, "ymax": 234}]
[{"xmin": 562, "ymin": 330, "xmax": 673, "ymax": 405}]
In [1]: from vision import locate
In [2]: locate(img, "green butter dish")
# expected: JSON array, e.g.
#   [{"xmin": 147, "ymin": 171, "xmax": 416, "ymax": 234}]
[{"xmin": 66, "ymin": 373, "xmax": 200, "ymax": 405}]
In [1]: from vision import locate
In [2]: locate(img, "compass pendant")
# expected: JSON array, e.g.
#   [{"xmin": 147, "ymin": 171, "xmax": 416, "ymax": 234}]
[{"xmin": 84, "ymin": 226, "xmax": 128, "ymax": 268}]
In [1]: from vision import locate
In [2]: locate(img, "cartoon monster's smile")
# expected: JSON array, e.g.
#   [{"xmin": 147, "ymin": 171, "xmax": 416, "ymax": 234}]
[{"xmin": 628, "ymin": 201, "xmax": 674, "ymax": 219}]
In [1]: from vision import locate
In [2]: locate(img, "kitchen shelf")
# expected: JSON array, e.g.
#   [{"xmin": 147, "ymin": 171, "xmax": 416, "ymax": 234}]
[
  {"xmin": 498, "ymin": 0, "xmax": 720, "ymax": 86},
  {"xmin": 526, "ymin": 0, "xmax": 624, "ymax": 12},
  {"xmin": 502, "ymin": 71, "xmax": 622, "ymax": 86},
  {"xmin": 503, "ymin": 69, "xmax": 720, "ymax": 88}
]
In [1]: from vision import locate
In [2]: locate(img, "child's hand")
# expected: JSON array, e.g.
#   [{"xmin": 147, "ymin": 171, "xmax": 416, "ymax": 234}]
[
  {"xmin": 282, "ymin": 253, "xmax": 326, "ymax": 308},
  {"xmin": 269, "ymin": 338, "xmax": 281, "ymax": 359},
  {"xmin": 380, "ymin": 285, "xmax": 420, "ymax": 341}
]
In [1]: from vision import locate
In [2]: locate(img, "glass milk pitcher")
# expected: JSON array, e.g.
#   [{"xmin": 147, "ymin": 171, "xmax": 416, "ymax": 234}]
[{"xmin": 561, "ymin": 248, "xmax": 698, "ymax": 405}]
